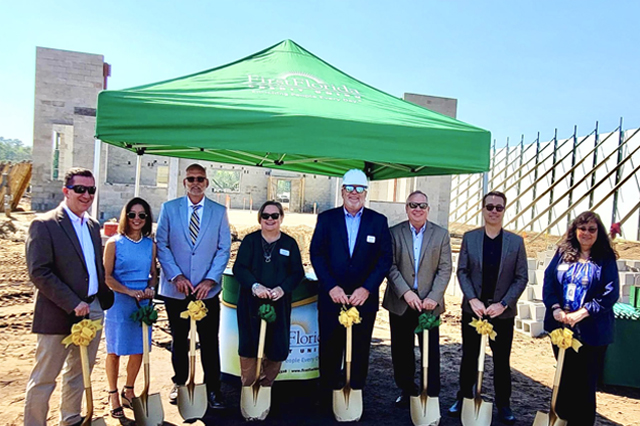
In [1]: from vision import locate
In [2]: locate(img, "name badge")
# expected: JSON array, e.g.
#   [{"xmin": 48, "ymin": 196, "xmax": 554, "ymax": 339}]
[
  {"xmin": 558, "ymin": 264, "xmax": 569, "ymax": 272},
  {"xmin": 279, "ymin": 248, "xmax": 290, "ymax": 256},
  {"xmin": 366, "ymin": 235, "xmax": 376, "ymax": 243},
  {"xmin": 566, "ymin": 283, "xmax": 576, "ymax": 302}
]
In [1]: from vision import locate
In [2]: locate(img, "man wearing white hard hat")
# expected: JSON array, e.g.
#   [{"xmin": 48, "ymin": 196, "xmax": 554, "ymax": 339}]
[{"xmin": 310, "ymin": 169, "xmax": 393, "ymax": 410}]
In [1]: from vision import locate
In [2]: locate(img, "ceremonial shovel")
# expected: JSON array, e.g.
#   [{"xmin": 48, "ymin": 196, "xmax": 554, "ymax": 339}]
[
  {"xmin": 177, "ymin": 316, "xmax": 207, "ymax": 421},
  {"xmin": 532, "ymin": 347, "xmax": 568, "ymax": 426},
  {"xmin": 333, "ymin": 324, "xmax": 363, "ymax": 422},
  {"xmin": 79, "ymin": 345, "xmax": 107, "ymax": 426},
  {"xmin": 461, "ymin": 333, "xmax": 492, "ymax": 426},
  {"xmin": 410, "ymin": 328, "xmax": 440, "ymax": 426},
  {"xmin": 241, "ymin": 318, "xmax": 272, "ymax": 421},
  {"xmin": 132, "ymin": 321, "xmax": 164, "ymax": 426}
]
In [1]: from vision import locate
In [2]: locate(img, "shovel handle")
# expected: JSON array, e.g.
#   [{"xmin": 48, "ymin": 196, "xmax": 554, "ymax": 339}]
[
  {"xmin": 421, "ymin": 329, "xmax": 429, "ymax": 393},
  {"xmin": 550, "ymin": 347, "xmax": 566, "ymax": 413},
  {"xmin": 79, "ymin": 345, "xmax": 94, "ymax": 425},
  {"xmin": 477, "ymin": 333, "xmax": 488, "ymax": 373},
  {"xmin": 254, "ymin": 319, "xmax": 267, "ymax": 382},
  {"xmin": 142, "ymin": 322, "xmax": 151, "ymax": 397},
  {"xmin": 188, "ymin": 317, "xmax": 197, "ymax": 386}
]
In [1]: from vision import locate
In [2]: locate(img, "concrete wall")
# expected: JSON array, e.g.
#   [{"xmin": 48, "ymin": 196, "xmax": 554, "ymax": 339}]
[{"xmin": 31, "ymin": 47, "xmax": 105, "ymax": 211}]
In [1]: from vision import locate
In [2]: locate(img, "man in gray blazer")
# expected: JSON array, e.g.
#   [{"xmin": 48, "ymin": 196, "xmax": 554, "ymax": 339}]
[
  {"xmin": 156, "ymin": 163, "xmax": 231, "ymax": 409},
  {"xmin": 24, "ymin": 167, "xmax": 114, "ymax": 426},
  {"xmin": 449, "ymin": 191, "xmax": 527, "ymax": 425},
  {"xmin": 383, "ymin": 190, "xmax": 452, "ymax": 408}
]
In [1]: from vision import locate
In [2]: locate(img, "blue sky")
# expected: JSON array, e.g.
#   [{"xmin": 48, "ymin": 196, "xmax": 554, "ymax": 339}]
[{"xmin": 1, "ymin": 0, "xmax": 639, "ymax": 148}]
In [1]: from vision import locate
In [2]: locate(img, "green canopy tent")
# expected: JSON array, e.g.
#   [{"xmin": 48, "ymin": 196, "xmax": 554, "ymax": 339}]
[{"xmin": 95, "ymin": 39, "xmax": 490, "ymax": 187}]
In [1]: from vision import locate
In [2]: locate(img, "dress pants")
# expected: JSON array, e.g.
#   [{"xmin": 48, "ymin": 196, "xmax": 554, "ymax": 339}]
[
  {"xmin": 165, "ymin": 295, "xmax": 221, "ymax": 393},
  {"xmin": 24, "ymin": 300, "xmax": 103, "ymax": 426},
  {"xmin": 458, "ymin": 311, "xmax": 514, "ymax": 408},
  {"xmin": 553, "ymin": 342, "xmax": 607, "ymax": 426},
  {"xmin": 319, "ymin": 310, "xmax": 376, "ymax": 392},
  {"xmin": 389, "ymin": 309, "xmax": 440, "ymax": 397}
]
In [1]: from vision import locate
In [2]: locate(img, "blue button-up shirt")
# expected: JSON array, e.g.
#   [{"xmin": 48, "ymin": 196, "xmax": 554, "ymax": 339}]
[
  {"xmin": 410, "ymin": 223, "xmax": 426, "ymax": 289},
  {"xmin": 63, "ymin": 203, "xmax": 99, "ymax": 296},
  {"xmin": 344, "ymin": 207, "xmax": 363, "ymax": 257}
]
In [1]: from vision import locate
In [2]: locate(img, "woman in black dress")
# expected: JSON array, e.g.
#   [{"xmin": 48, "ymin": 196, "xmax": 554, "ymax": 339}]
[{"xmin": 232, "ymin": 201, "xmax": 305, "ymax": 387}]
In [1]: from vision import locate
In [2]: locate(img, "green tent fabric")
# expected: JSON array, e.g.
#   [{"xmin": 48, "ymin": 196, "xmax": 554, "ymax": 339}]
[{"xmin": 96, "ymin": 40, "xmax": 490, "ymax": 180}]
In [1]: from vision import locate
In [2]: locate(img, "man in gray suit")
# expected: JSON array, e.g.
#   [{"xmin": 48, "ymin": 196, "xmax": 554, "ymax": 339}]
[
  {"xmin": 448, "ymin": 191, "xmax": 527, "ymax": 425},
  {"xmin": 156, "ymin": 163, "xmax": 231, "ymax": 409},
  {"xmin": 383, "ymin": 190, "xmax": 452, "ymax": 408},
  {"xmin": 24, "ymin": 167, "xmax": 114, "ymax": 426}
]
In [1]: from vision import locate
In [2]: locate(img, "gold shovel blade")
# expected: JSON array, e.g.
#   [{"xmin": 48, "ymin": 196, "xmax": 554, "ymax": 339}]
[
  {"xmin": 410, "ymin": 394, "xmax": 440, "ymax": 426},
  {"xmin": 333, "ymin": 387, "xmax": 363, "ymax": 422},
  {"xmin": 132, "ymin": 393, "xmax": 164, "ymax": 426},
  {"xmin": 240, "ymin": 384, "xmax": 272, "ymax": 421},
  {"xmin": 177, "ymin": 383, "xmax": 207, "ymax": 421},
  {"xmin": 533, "ymin": 411, "xmax": 568, "ymax": 426},
  {"xmin": 461, "ymin": 397, "xmax": 492, "ymax": 426}
]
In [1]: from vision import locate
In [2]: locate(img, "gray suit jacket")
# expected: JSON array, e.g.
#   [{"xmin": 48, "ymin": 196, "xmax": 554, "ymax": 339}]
[
  {"xmin": 26, "ymin": 205, "xmax": 113, "ymax": 334},
  {"xmin": 156, "ymin": 196, "xmax": 231, "ymax": 300},
  {"xmin": 383, "ymin": 220, "xmax": 452, "ymax": 316},
  {"xmin": 457, "ymin": 227, "xmax": 528, "ymax": 319}
]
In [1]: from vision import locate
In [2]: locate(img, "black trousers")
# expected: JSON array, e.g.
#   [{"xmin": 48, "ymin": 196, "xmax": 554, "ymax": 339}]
[
  {"xmin": 165, "ymin": 295, "xmax": 221, "ymax": 393},
  {"xmin": 458, "ymin": 311, "xmax": 514, "ymax": 408},
  {"xmin": 318, "ymin": 310, "xmax": 376, "ymax": 392},
  {"xmin": 553, "ymin": 342, "xmax": 607, "ymax": 426},
  {"xmin": 389, "ymin": 309, "xmax": 440, "ymax": 397}
]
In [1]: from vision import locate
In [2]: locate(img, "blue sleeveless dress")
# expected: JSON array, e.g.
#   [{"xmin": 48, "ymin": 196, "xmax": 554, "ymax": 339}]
[{"xmin": 104, "ymin": 234, "xmax": 153, "ymax": 356}]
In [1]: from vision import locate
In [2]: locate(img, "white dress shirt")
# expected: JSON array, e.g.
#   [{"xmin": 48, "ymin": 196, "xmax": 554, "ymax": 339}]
[
  {"xmin": 410, "ymin": 223, "xmax": 425, "ymax": 290},
  {"xmin": 62, "ymin": 203, "xmax": 99, "ymax": 296}
]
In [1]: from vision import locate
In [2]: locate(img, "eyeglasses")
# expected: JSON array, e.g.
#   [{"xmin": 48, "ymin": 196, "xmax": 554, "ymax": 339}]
[
  {"xmin": 407, "ymin": 202, "xmax": 428, "ymax": 210},
  {"xmin": 343, "ymin": 185, "xmax": 367, "ymax": 194},
  {"xmin": 485, "ymin": 204, "xmax": 505, "ymax": 212},
  {"xmin": 261, "ymin": 213, "xmax": 280, "ymax": 220},
  {"xmin": 127, "ymin": 212, "xmax": 148, "ymax": 220},
  {"xmin": 185, "ymin": 176, "xmax": 206, "ymax": 183},
  {"xmin": 577, "ymin": 226, "xmax": 598, "ymax": 234},
  {"xmin": 65, "ymin": 185, "xmax": 97, "ymax": 195}
]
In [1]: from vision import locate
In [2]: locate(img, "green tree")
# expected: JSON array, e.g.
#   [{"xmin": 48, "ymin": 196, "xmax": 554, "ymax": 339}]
[{"xmin": 0, "ymin": 137, "xmax": 31, "ymax": 162}]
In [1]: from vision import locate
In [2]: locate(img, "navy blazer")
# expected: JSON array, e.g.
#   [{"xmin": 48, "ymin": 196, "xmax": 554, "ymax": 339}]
[
  {"xmin": 310, "ymin": 207, "xmax": 392, "ymax": 313},
  {"xmin": 542, "ymin": 251, "xmax": 619, "ymax": 346}
]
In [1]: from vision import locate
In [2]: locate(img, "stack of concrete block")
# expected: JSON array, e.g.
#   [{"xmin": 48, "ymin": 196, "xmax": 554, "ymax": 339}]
[
  {"xmin": 515, "ymin": 300, "xmax": 546, "ymax": 337},
  {"xmin": 618, "ymin": 260, "xmax": 640, "ymax": 304}
]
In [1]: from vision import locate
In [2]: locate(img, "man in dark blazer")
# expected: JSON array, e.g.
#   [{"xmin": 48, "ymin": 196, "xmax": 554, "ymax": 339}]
[
  {"xmin": 383, "ymin": 190, "xmax": 452, "ymax": 408},
  {"xmin": 310, "ymin": 169, "xmax": 392, "ymax": 409},
  {"xmin": 24, "ymin": 168, "xmax": 114, "ymax": 426},
  {"xmin": 156, "ymin": 163, "xmax": 231, "ymax": 409},
  {"xmin": 449, "ymin": 191, "xmax": 528, "ymax": 425}
]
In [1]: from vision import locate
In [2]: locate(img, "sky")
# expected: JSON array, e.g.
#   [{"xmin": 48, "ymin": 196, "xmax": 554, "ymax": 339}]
[{"xmin": 1, "ymin": 0, "xmax": 639, "ymax": 148}]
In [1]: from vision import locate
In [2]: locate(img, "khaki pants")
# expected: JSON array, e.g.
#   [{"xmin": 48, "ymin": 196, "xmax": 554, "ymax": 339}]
[
  {"xmin": 239, "ymin": 356, "xmax": 282, "ymax": 387},
  {"xmin": 24, "ymin": 300, "xmax": 103, "ymax": 426}
]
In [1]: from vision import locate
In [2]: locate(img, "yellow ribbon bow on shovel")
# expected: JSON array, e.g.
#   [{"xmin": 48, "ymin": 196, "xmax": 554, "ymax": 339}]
[
  {"xmin": 469, "ymin": 317, "xmax": 498, "ymax": 340},
  {"xmin": 338, "ymin": 306, "xmax": 361, "ymax": 328},
  {"xmin": 549, "ymin": 328, "xmax": 582, "ymax": 352},
  {"xmin": 61, "ymin": 319, "xmax": 102, "ymax": 348},
  {"xmin": 180, "ymin": 300, "xmax": 208, "ymax": 321}
]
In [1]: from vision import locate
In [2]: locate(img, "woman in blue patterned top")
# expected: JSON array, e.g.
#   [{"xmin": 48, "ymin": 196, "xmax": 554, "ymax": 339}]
[
  {"xmin": 103, "ymin": 198, "xmax": 157, "ymax": 418},
  {"xmin": 543, "ymin": 211, "xmax": 619, "ymax": 426}
]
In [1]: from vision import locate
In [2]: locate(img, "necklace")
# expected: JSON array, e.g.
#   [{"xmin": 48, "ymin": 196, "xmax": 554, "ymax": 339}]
[
  {"xmin": 124, "ymin": 234, "xmax": 143, "ymax": 244},
  {"xmin": 261, "ymin": 237, "xmax": 277, "ymax": 263}
]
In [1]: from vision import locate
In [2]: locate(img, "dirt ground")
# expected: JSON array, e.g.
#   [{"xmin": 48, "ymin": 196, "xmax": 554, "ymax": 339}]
[{"xmin": 1, "ymin": 212, "xmax": 639, "ymax": 426}]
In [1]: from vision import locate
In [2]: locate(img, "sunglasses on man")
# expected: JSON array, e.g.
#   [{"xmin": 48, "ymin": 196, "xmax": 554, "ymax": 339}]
[
  {"xmin": 185, "ymin": 176, "xmax": 206, "ymax": 183},
  {"xmin": 485, "ymin": 204, "xmax": 505, "ymax": 212},
  {"xmin": 261, "ymin": 213, "xmax": 280, "ymax": 220},
  {"xmin": 126, "ymin": 212, "xmax": 148, "ymax": 220},
  {"xmin": 577, "ymin": 226, "xmax": 598, "ymax": 234},
  {"xmin": 343, "ymin": 185, "xmax": 367, "ymax": 194},
  {"xmin": 407, "ymin": 202, "xmax": 428, "ymax": 210},
  {"xmin": 65, "ymin": 185, "xmax": 97, "ymax": 195}
]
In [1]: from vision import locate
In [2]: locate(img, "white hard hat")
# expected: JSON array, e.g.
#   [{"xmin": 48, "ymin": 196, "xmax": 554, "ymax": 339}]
[{"xmin": 342, "ymin": 169, "xmax": 368, "ymax": 187}]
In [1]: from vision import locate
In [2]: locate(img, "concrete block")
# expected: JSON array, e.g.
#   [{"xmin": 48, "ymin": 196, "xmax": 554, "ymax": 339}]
[
  {"xmin": 519, "ymin": 286, "xmax": 534, "ymax": 302},
  {"xmin": 619, "ymin": 294, "xmax": 630, "ymax": 304},
  {"xmin": 620, "ymin": 272, "xmax": 640, "ymax": 286},
  {"xmin": 624, "ymin": 260, "xmax": 640, "ymax": 271},
  {"xmin": 517, "ymin": 302, "xmax": 531, "ymax": 320},
  {"xmin": 530, "ymin": 284, "xmax": 544, "ymax": 301},
  {"xmin": 527, "ymin": 258, "xmax": 537, "ymax": 270},
  {"xmin": 528, "ymin": 269, "xmax": 537, "ymax": 285},
  {"xmin": 515, "ymin": 318, "xmax": 523, "ymax": 331},
  {"xmin": 535, "ymin": 271, "xmax": 545, "ymax": 288},
  {"xmin": 620, "ymin": 284, "xmax": 632, "ymax": 297},
  {"xmin": 521, "ymin": 319, "xmax": 545, "ymax": 337},
  {"xmin": 531, "ymin": 302, "xmax": 546, "ymax": 321},
  {"xmin": 617, "ymin": 260, "xmax": 628, "ymax": 272}
]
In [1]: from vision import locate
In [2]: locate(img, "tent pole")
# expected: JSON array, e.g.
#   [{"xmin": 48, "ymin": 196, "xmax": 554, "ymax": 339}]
[
  {"xmin": 91, "ymin": 138, "xmax": 101, "ymax": 220},
  {"xmin": 135, "ymin": 153, "xmax": 142, "ymax": 197}
]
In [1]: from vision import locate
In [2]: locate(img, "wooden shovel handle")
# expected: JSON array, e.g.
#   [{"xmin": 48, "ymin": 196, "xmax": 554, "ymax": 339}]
[
  {"xmin": 188, "ymin": 317, "xmax": 197, "ymax": 387},
  {"xmin": 79, "ymin": 346, "xmax": 94, "ymax": 426},
  {"xmin": 345, "ymin": 326, "xmax": 353, "ymax": 386},
  {"xmin": 475, "ymin": 333, "xmax": 488, "ymax": 397},
  {"xmin": 421, "ymin": 329, "xmax": 429, "ymax": 393},
  {"xmin": 254, "ymin": 319, "xmax": 267, "ymax": 383},
  {"xmin": 550, "ymin": 347, "xmax": 566, "ymax": 413},
  {"xmin": 142, "ymin": 322, "xmax": 151, "ymax": 398}
]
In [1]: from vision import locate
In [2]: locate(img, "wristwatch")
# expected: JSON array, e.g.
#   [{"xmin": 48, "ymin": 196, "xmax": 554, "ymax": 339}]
[
  {"xmin": 252, "ymin": 283, "xmax": 260, "ymax": 294},
  {"xmin": 500, "ymin": 300, "xmax": 508, "ymax": 308}
]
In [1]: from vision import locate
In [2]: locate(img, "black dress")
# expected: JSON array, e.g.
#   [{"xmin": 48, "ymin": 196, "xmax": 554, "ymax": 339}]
[{"xmin": 232, "ymin": 231, "xmax": 305, "ymax": 362}]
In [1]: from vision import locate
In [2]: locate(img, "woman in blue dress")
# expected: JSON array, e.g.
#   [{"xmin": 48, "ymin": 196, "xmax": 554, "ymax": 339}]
[
  {"xmin": 103, "ymin": 197, "xmax": 157, "ymax": 418},
  {"xmin": 543, "ymin": 211, "xmax": 619, "ymax": 426}
]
